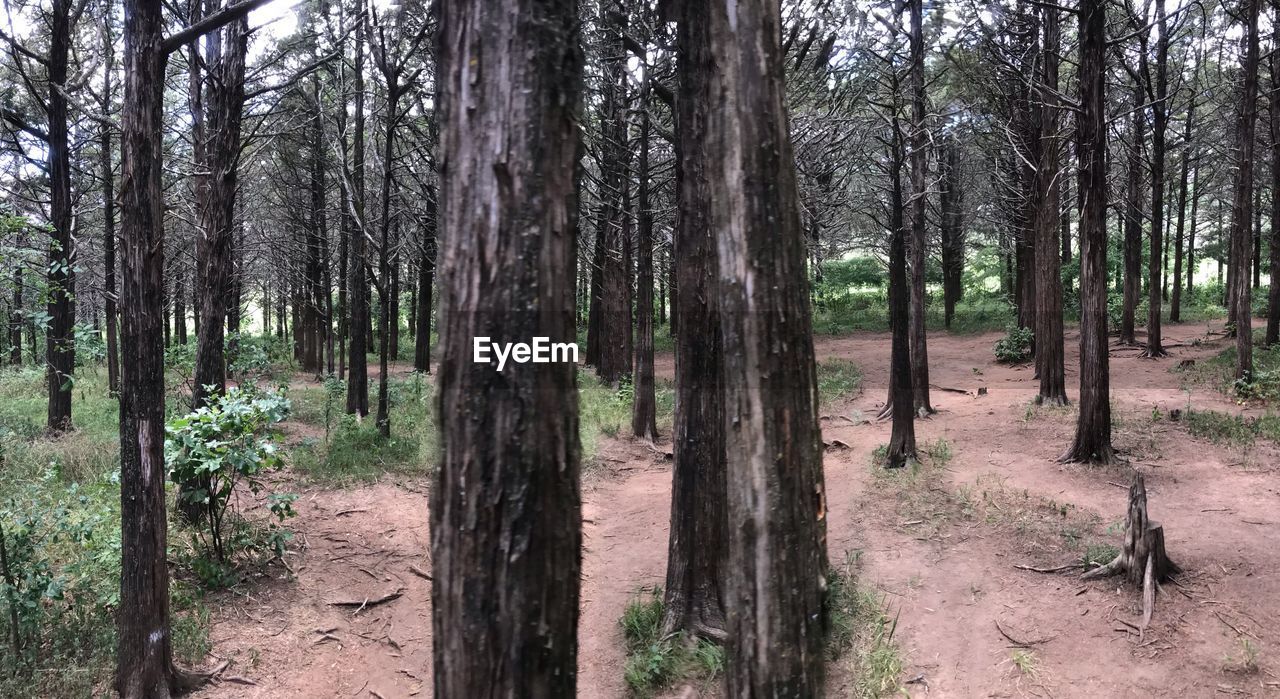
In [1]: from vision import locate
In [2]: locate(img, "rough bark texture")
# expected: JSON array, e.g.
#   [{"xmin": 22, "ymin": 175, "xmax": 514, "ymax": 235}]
[
  {"xmin": 1144, "ymin": 0, "xmax": 1169, "ymax": 357},
  {"xmin": 1231, "ymin": 0, "xmax": 1260, "ymax": 380},
  {"xmin": 632, "ymin": 101, "xmax": 658, "ymax": 441},
  {"xmin": 102, "ymin": 54, "xmax": 120, "ymax": 395},
  {"xmin": 708, "ymin": 0, "xmax": 829, "ymax": 693},
  {"xmin": 413, "ymin": 198, "xmax": 437, "ymax": 373},
  {"xmin": 662, "ymin": 0, "xmax": 727, "ymax": 639},
  {"xmin": 1268, "ymin": 0, "xmax": 1280, "ymax": 346},
  {"xmin": 939, "ymin": 140, "xmax": 964, "ymax": 330},
  {"xmin": 1034, "ymin": 4, "xmax": 1067, "ymax": 405},
  {"xmin": 907, "ymin": 0, "xmax": 932, "ymax": 414},
  {"xmin": 1171, "ymin": 89, "xmax": 1196, "ymax": 323},
  {"xmin": 191, "ymin": 10, "xmax": 249, "ymax": 411},
  {"xmin": 596, "ymin": 3, "xmax": 632, "ymax": 385},
  {"xmin": 886, "ymin": 102, "xmax": 917, "ymax": 467},
  {"xmin": 46, "ymin": 0, "xmax": 75, "ymax": 433},
  {"xmin": 346, "ymin": 3, "xmax": 370, "ymax": 416},
  {"xmin": 116, "ymin": 0, "xmax": 174, "ymax": 693},
  {"xmin": 1120, "ymin": 80, "xmax": 1144, "ymax": 347},
  {"xmin": 431, "ymin": 0, "xmax": 583, "ymax": 694},
  {"xmin": 1062, "ymin": 0, "xmax": 1114, "ymax": 464}
]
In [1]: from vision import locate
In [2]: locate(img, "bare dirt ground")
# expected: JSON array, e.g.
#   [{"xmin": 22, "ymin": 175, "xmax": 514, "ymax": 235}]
[{"xmin": 198, "ymin": 321, "xmax": 1280, "ymax": 698}]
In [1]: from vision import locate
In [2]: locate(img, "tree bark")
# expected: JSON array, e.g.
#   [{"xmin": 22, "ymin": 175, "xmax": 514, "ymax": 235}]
[
  {"xmin": 346, "ymin": 0, "xmax": 370, "ymax": 416},
  {"xmin": 1144, "ymin": 0, "xmax": 1169, "ymax": 357},
  {"xmin": 431, "ymin": 0, "xmax": 583, "ymax": 694},
  {"xmin": 1121, "ymin": 80, "xmax": 1144, "ymax": 347},
  {"xmin": 101, "ymin": 39, "xmax": 120, "ymax": 395},
  {"xmin": 414, "ymin": 198, "xmax": 437, "ymax": 373},
  {"xmin": 1268, "ymin": 0, "xmax": 1280, "ymax": 346},
  {"xmin": 662, "ymin": 0, "xmax": 727, "ymax": 639},
  {"xmin": 116, "ymin": 0, "xmax": 174, "ymax": 693},
  {"xmin": 940, "ymin": 140, "xmax": 964, "ymax": 330},
  {"xmin": 632, "ymin": 98, "xmax": 658, "ymax": 441},
  {"xmin": 709, "ymin": 1, "xmax": 829, "ymax": 693},
  {"xmin": 1062, "ymin": 0, "xmax": 1115, "ymax": 464},
  {"xmin": 908, "ymin": 0, "xmax": 932, "ymax": 413},
  {"xmin": 1231, "ymin": 0, "xmax": 1260, "ymax": 380},
  {"xmin": 1035, "ymin": 4, "xmax": 1067, "ymax": 405},
  {"xmin": 1171, "ymin": 93, "xmax": 1196, "ymax": 323},
  {"xmin": 46, "ymin": 0, "xmax": 75, "ymax": 433},
  {"xmin": 596, "ymin": 4, "xmax": 632, "ymax": 385}
]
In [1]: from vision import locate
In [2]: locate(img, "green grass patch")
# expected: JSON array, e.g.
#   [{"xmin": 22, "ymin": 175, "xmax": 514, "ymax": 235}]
[
  {"xmin": 619, "ymin": 588, "xmax": 724, "ymax": 697},
  {"xmin": 290, "ymin": 373, "xmax": 437, "ymax": 484},
  {"xmin": 1182, "ymin": 408, "xmax": 1280, "ymax": 446},
  {"xmin": 817, "ymin": 359, "xmax": 863, "ymax": 407},
  {"xmin": 827, "ymin": 552, "xmax": 904, "ymax": 698},
  {"xmin": 1177, "ymin": 329, "xmax": 1280, "ymax": 403},
  {"xmin": 579, "ymin": 372, "xmax": 675, "ymax": 462}
]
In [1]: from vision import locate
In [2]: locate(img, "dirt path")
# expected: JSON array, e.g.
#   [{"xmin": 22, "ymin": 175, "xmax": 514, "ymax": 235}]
[{"xmin": 201, "ymin": 320, "xmax": 1280, "ymax": 697}]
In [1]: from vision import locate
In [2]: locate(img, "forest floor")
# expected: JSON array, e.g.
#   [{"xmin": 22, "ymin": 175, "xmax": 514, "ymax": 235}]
[{"xmin": 194, "ymin": 319, "xmax": 1280, "ymax": 698}]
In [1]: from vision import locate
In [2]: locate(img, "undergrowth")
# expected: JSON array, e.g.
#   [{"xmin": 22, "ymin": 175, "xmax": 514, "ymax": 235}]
[
  {"xmin": 827, "ymin": 551, "xmax": 904, "ymax": 698},
  {"xmin": 619, "ymin": 588, "xmax": 723, "ymax": 697}
]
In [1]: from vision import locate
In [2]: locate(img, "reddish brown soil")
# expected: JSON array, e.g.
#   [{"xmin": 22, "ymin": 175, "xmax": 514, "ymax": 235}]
[{"xmin": 197, "ymin": 321, "xmax": 1280, "ymax": 698}]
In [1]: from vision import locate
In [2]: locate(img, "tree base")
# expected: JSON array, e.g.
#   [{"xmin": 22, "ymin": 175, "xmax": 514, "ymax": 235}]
[{"xmin": 1082, "ymin": 474, "xmax": 1178, "ymax": 632}]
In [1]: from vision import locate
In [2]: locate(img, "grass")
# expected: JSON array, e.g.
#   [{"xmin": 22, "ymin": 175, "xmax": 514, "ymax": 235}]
[
  {"xmin": 578, "ymin": 372, "xmax": 675, "ymax": 464},
  {"xmin": 817, "ymin": 359, "xmax": 863, "ymax": 407},
  {"xmin": 618, "ymin": 589, "xmax": 724, "ymax": 697},
  {"xmin": 290, "ymin": 372, "xmax": 437, "ymax": 484},
  {"xmin": 826, "ymin": 551, "xmax": 904, "ymax": 698},
  {"xmin": 1181, "ymin": 408, "xmax": 1280, "ymax": 447},
  {"xmin": 1176, "ymin": 328, "xmax": 1280, "ymax": 403}
]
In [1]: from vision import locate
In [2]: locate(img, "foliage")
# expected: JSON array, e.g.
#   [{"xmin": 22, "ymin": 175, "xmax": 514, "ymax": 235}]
[
  {"xmin": 165, "ymin": 387, "xmax": 294, "ymax": 569},
  {"xmin": 993, "ymin": 324, "xmax": 1034, "ymax": 363},
  {"xmin": 826, "ymin": 551, "xmax": 903, "ymax": 698},
  {"xmin": 816, "ymin": 358, "xmax": 863, "ymax": 407},
  {"xmin": 619, "ymin": 588, "xmax": 724, "ymax": 697}
]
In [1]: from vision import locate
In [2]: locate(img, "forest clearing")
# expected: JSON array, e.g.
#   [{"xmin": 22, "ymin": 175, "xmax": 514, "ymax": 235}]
[{"xmin": 5, "ymin": 0, "xmax": 1280, "ymax": 695}]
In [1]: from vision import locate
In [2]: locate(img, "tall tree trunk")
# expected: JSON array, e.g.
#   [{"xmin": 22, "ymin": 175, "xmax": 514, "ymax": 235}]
[
  {"xmin": 414, "ymin": 198, "xmax": 437, "ymax": 373},
  {"xmin": 1187, "ymin": 157, "xmax": 1200, "ymax": 297},
  {"xmin": 1171, "ymin": 94, "xmax": 1196, "ymax": 323},
  {"xmin": 908, "ymin": 0, "xmax": 932, "ymax": 413},
  {"xmin": 709, "ymin": 2, "xmax": 828, "ymax": 693},
  {"xmin": 116, "ymin": 0, "xmax": 174, "ymax": 692},
  {"xmin": 46, "ymin": 0, "xmax": 75, "ymax": 433},
  {"xmin": 1144, "ymin": 0, "xmax": 1169, "ymax": 356},
  {"xmin": 101, "ymin": 48, "xmax": 120, "ymax": 395},
  {"xmin": 346, "ymin": 0, "xmax": 370, "ymax": 415},
  {"xmin": 191, "ymin": 9, "xmax": 249, "ymax": 410},
  {"xmin": 886, "ymin": 102, "xmax": 917, "ymax": 467},
  {"xmin": 632, "ymin": 98, "xmax": 657, "ymax": 441},
  {"xmin": 662, "ymin": 0, "xmax": 727, "ymax": 640},
  {"xmin": 596, "ymin": 4, "xmax": 632, "ymax": 385},
  {"xmin": 940, "ymin": 140, "xmax": 964, "ymax": 330},
  {"xmin": 1062, "ymin": 0, "xmax": 1115, "ymax": 464},
  {"xmin": 1232, "ymin": 0, "xmax": 1261, "ymax": 380},
  {"xmin": 431, "ymin": 0, "xmax": 583, "ymax": 693},
  {"xmin": 1268, "ymin": 0, "xmax": 1280, "ymax": 346},
  {"xmin": 8, "ymin": 264, "xmax": 20, "ymax": 365},
  {"xmin": 1035, "ymin": 4, "xmax": 1067, "ymax": 404},
  {"xmin": 1121, "ymin": 80, "xmax": 1144, "ymax": 346}
]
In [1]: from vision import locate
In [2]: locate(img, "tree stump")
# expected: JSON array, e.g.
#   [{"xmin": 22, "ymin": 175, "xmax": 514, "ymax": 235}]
[{"xmin": 1082, "ymin": 474, "xmax": 1179, "ymax": 631}]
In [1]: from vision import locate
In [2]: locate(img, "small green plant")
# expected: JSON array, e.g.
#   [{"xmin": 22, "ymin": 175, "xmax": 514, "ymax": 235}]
[
  {"xmin": 816, "ymin": 359, "xmax": 863, "ymax": 407},
  {"xmin": 321, "ymin": 374, "xmax": 346, "ymax": 443},
  {"xmin": 165, "ymin": 387, "xmax": 295, "ymax": 568},
  {"xmin": 619, "ymin": 588, "xmax": 723, "ymax": 697},
  {"xmin": 1010, "ymin": 649, "xmax": 1038, "ymax": 676},
  {"xmin": 826, "ymin": 552, "xmax": 903, "ymax": 698},
  {"xmin": 994, "ymin": 324, "xmax": 1034, "ymax": 363}
]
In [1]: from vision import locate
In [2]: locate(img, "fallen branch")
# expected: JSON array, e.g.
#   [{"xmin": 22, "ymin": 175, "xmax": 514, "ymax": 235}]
[
  {"xmin": 995, "ymin": 619, "xmax": 1055, "ymax": 647},
  {"xmin": 329, "ymin": 588, "xmax": 405, "ymax": 610},
  {"xmin": 409, "ymin": 564, "xmax": 433, "ymax": 581},
  {"xmin": 1015, "ymin": 562, "xmax": 1084, "ymax": 574},
  {"xmin": 336, "ymin": 508, "xmax": 370, "ymax": 517}
]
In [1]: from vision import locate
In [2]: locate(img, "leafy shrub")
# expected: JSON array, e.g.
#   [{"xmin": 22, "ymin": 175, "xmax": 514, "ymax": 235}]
[
  {"xmin": 165, "ymin": 387, "xmax": 294, "ymax": 570},
  {"xmin": 994, "ymin": 324, "xmax": 1034, "ymax": 363},
  {"xmin": 619, "ymin": 588, "xmax": 723, "ymax": 697}
]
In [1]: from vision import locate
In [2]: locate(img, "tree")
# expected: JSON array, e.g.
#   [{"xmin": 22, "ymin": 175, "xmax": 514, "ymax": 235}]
[
  {"xmin": 345, "ymin": 0, "xmax": 370, "ymax": 416},
  {"xmin": 632, "ymin": 94, "xmax": 658, "ymax": 441},
  {"xmin": 1230, "ymin": 0, "xmax": 1260, "ymax": 380},
  {"xmin": 1267, "ymin": 0, "xmax": 1280, "ymax": 347},
  {"xmin": 1062, "ymin": 0, "xmax": 1115, "ymax": 464},
  {"xmin": 907, "ymin": 0, "xmax": 932, "ymax": 414},
  {"xmin": 1120, "ymin": 78, "xmax": 1145, "ymax": 347},
  {"xmin": 430, "ymin": 0, "xmax": 583, "ymax": 693},
  {"xmin": 708, "ymin": 0, "xmax": 828, "ymax": 693},
  {"xmin": 595, "ymin": 2, "xmax": 633, "ymax": 385},
  {"xmin": 662, "ymin": 0, "xmax": 728, "ymax": 640},
  {"xmin": 1035, "ymin": 3, "xmax": 1067, "ymax": 405},
  {"xmin": 939, "ymin": 138, "xmax": 965, "ymax": 330},
  {"xmin": 1143, "ymin": 0, "xmax": 1170, "ymax": 357}
]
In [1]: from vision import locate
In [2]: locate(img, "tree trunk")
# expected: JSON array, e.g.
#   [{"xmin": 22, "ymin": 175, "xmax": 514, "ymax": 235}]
[
  {"xmin": 346, "ymin": 0, "xmax": 369, "ymax": 416},
  {"xmin": 709, "ymin": 2, "xmax": 828, "ymax": 693},
  {"xmin": 116, "ymin": 0, "xmax": 175, "ymax": 692},
  {"xmin": 1171, "ymin": 96, "xmax": 1196, "ymax": 323},
  {"xmin": 886, "ymin": 102, "xmax": 917, "ymax": 467},
  {"xmin": 414, "ymin": 199, "xmax": 437, "ymax": 373},
  {"xmin": 596, "ymin": 5, "xmax": 632, "ymax": 385},
  {"xmin": 1268, "ymin": 0, "xmax": 1280, "ymax": 346},
  {"xmin": 431, "ymin": 0, "xmax": 583, "ymax": 693},
  {"xmin": 1121, "ymin": 80, "xmax": 1144, "ymax": 347},
  {"xmin": 191, "ymin": 10, "xmax": 249, "ymax": 411},
  {"xmin": 1062, "ymin": 0, "xmax": 1115, "ymax": 464},
  {"xmin": 7, "ymin": 264, "xmax": 20, "ymax": 365},
  {"xmin": 908, "ymin": 0, "xmax": 932, "ymax": 413},
  {"xmin": 662, "ymin": 0, "xmax": 727, "ymax": 640},
  {"xmin": 940, "ymin": 141, "xmax": 964, "ymax": 331},
  {"xmin": 1231, "ymin": 0, "xmax": 1260, "ymax": 380},
  {"xmin": 1144, "ymin": 0, "xmax": 1169, "ymax": 357},
  {"xmin": 101, "ymin": 58, "xmax": 120, "ymax": 395},
  {"xmin": 632, "ymin": 98, "xmax": 658, "ymax": 441},
  {"xmin": 1035, "ymin": 4, "xmax": 1067, "ymax": 405},
  {"xmin": 46, "ymin": 0, "xmax": 75, "ymax": 434}
]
